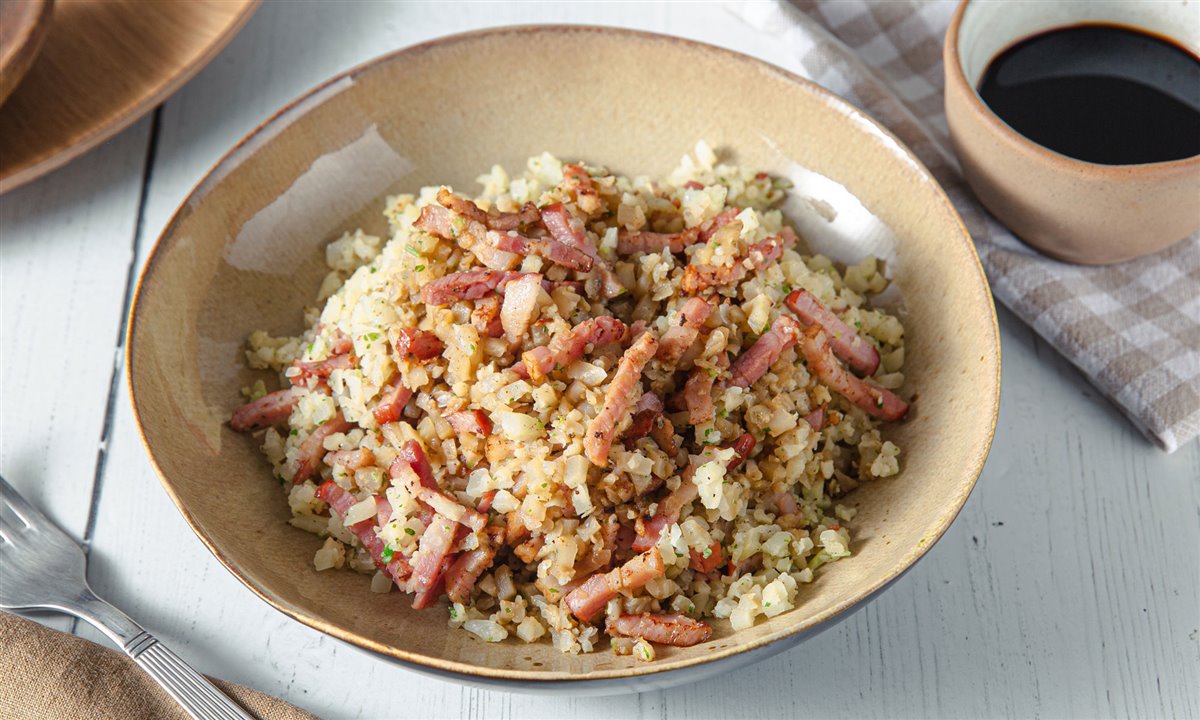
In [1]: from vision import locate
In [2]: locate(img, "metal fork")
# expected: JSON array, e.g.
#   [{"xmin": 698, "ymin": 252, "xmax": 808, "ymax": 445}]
[{"xmin": 0, "ymin": 475, "xmax": 255, "ymax": 720}]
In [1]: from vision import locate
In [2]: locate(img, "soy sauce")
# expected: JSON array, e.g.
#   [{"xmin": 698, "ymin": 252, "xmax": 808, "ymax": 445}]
[{"xmin": 978, "ymin": 24, "xmax": 1200, "ymax": 165}]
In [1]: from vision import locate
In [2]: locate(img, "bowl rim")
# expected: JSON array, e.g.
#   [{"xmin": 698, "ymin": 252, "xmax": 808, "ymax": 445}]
[
  {"xmin": 944, "ymin": 0, "xmax": 1200, "ymax": 177},
  {"xmin": 126, "ymin": 23, "xmax": 1001, "ymax": 684}
]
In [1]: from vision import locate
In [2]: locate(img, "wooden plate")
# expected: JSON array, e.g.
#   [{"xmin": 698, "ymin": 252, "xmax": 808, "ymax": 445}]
[
  {"xmin": 0, "ymin": 0, "xmax": 54, "ymax": 107},
  {"xmin": 0, "ymin": 0, "xmax": 257, "ymax": 194},
  {"xmin": 128, "ymin": 27, "xmax": 1000, "ymax": 692}
]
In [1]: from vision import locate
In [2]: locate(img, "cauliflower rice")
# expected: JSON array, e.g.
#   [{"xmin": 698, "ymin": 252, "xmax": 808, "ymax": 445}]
[{"xmin": 231, "ymin": 142, "xmax": 910, "ymax": 658}]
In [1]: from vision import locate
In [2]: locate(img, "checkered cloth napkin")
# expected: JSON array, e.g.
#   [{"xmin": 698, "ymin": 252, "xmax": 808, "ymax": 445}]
[{"xmin": 729, "ymin": 0, "xmax": 1200, "ymax": 451}]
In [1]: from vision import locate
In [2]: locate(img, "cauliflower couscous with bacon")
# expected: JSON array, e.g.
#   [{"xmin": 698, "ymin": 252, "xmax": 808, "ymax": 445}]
[{"xmin": 231, "ymin": 142, "xmax": 910, "ymax": 658}]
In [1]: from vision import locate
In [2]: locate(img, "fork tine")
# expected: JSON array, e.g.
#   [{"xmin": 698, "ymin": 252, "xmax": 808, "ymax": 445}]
[{"xmin": 0, "ymin": 474, "xmax": 44, "ymax": 529}]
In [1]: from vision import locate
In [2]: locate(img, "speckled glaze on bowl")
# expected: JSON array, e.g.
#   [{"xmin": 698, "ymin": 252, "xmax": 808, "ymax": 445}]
[{"xmin": 127, "ymin": 26, "xmax": 1000, "ymax": 694}]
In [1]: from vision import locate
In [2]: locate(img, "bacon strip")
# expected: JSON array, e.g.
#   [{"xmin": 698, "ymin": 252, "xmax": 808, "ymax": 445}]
[
  {"xmin": 230, "ymin": 388, "xmax": 298, "ymax": 432},
  {"xmin": 565, "ymin": 548, "xmax": 665, "ymax": 622},
  {"xmin": 470, "ymin": 295, "xmax": 505, "ymax": 338},
  {"xmin": 521, "ymin": 316, "xmax": 627, "ymax": 383},
  {"xmin": 681, "ymin": 227, "xmax": 799, "ymax": 294},
  {"xmin": 394, "ymin": 328, "xmax": 445, "ymax": 361},
  {"xmin": 408, "ymin": 515, "xmax": 461, "ymax": 608},
  {"xmin": 786, "ymin": 289, "xmax": 880, "ymax": 376},
  {"xmin": 540, "ymin": 203, "xmax": 625, "ymax": 299},
  {"xmin": 698, "ymin": 208, "xmax": 739, "ymax": 242},
  {"xmin": 289, "ymin": 353, "xmax": 354, "ymax": 386},
  {"xmin": 446, "ymin": 410, "xmax": 492, "ymax": 436},
  {"xmin": 414, "ymin": 203, "xmax": 520, "ymax": 271},
  {"xmin": 617, "ymin": 227, "xmax": 701, "ymax": 255},
  {"xmin": 372, "ymin": 376, "xmax": 413, "ymax": 425},
  {"xmin": 728, "ymin": 315, "xmax": 803, "ymax": 389},
  {"xmin": 796, "ymin": 324, "xmax": 909, "ymax": 421},
  {"xmin": 624, "ymin": 392, "xmax": 663, "ymax": 445},
  {"xmin": 390, "ymin": 452, "xmax": 487, "ymax": 532},
  {"xmin": 607, "ymin": 613, "xmax": 713, "ymax": 647},
  {"xmin": 656, "ymin": 297, "xmax": 712, "ymax": 365},
  {"xmin": 804, "ymin": 406, "xmax": 826, "ymax": 431},
  {"xmin": 486, "ymin": 230, "xmax": 594, "ymax": 272},
  {"xmin": 316, "ymin": 481, "xmax": 412, "ymax": 585},
  {"xmin": 631, "ymin": 437, "xmax": 752, "ymax": 551},
  {"xmin": 563, "ymin": 163, "xmax": 603, "ymax": 215},
  {"xmin": 584, "ymin": 332, "xmax": 658, "ymax": 467},
  {"xmin": 323, "ymin": 448, "xmax": 375, "ymax": 472},
  {"xmin": 292, "ymin": 414, "xmax": 354, "ymax": 484},
  {"xmin": 443, "ymin": 540, "xmax": 498, "ymax": 604},
  {"xmin": 421, "ymin": 270, "xmax": 510, "ymax": 305},
  {"xmin": 689, "ymin": 542, "xmax": 725, "ymax": 574},
  {"xmin": 436, "ymin": 189, "xmax": 539, "ymax": 232},
  {"xmin": 679, "ymin": 350, "xmax": 726, "ymax": 425}
]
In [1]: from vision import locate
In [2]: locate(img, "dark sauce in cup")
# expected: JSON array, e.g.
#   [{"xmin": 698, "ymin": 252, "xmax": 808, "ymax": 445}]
[{"xmin": 978, "ymin": 24, "xmax": 1200, "ymax": 165}]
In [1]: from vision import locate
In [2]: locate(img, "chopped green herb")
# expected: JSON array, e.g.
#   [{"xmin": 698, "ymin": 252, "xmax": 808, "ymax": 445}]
[
  {"xmin": 405, "ymin": 245, "xmax": 421, "ymax": 257},
  {"xmin": 289, "ymin": 428, "xmax": 298, "ymax": 437},
  {"xmin": 854, "ymin": 320, "xmax": 862, "ymax": 329},
  {"xmin": 405, "ymin": 527, "xmax": 416, "ymax": 536},
  {"xmin": 610, "ymin": 638, "xmax": 618, "ymax": 650},
  {"xmin": 469, "ymin": 344, "xmax": 476, "ymax": 352},
  {"xmin": 381, "ymin": 545, "xmax": 395, "ymax": 563},
  {"xmin": 275, "ymin": 474, "xmax": 286, "ymax": 484},
  {"xmin": 414, "ymin": 264, "xmax": 426, "ymax": 272},
  {"xmin": 370, "ymin": 266, "xmax": 378, "ymax": 273},
  {"xmin": 364, "ymin": 332, "xmax": 380, "ymax": 342},
  {"xmin": 448, "ymin": 606, "xmax": 458, "ymax": 620},
  {"xmin": 548, "ymin": 588, "xmax": 559, "ymax": 594},
  {"xmin": 706, "ymin": 367, "xmax": 718, "ymax": 378},
  {"xmin": 764, "ymin": 601, "xmax": 772, "ymax": 608},
  {"xmin": 687, "ymin": 604, "xmax": 695, "ymax": 614},
  {"xmin": 702, "ymin": 546, "xmax": 713, "ymax": 558}
]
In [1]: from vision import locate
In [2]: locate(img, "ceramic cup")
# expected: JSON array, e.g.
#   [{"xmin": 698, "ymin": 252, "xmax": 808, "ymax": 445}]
[{"xmin": 944, "ymin": 0, "xmax": 1200, "ymax": 265}]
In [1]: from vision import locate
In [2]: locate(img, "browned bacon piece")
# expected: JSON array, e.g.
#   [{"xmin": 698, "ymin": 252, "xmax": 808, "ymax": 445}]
[
  {"xmin": 414, "ymin": 203, "xmax": 520, "ymax": 271},
  {"xmin": 230, "ymin": 388, "xmax": 298, "ymax": 432},
  {"xmin": 796, "ymin": 324, "xmax": 909, "ymax": 421},
  {"xmin": 583, "ymin": 332, "xmax": 658, "ymax": 467},
  {"xmin": 394, "ymin": 328, "xmax": 445, "ymax": 361},
  {"xmin": 563, "ymin": 163, "xmax": 603, "ymax": 215},
  {"xmin": 681, "ymin": 227, "xmax": 799, "ymax": 294},
  {"xmin": 323, "ymin": 448, "xmax": 375, "ymax": 472},
  {"xmin": 565, "ymin": 548, "xmax": 665, "ymax": 622},
  {"xmin": 786, "ymin": 289, "xmax": 880, "ymax": 376},
  {"xmin": 656, "ymin": 297, "xmax": 712, "ymax": 365},
  {"xmin": 521, "ymin": 316, "xmax": 627, "ymax": 383},
  {"xmin": 443, "ymin": 538, "xmax": 499, "ymax": 604},
  {"xmin": 486, "ymin": 229, "xmax": 594, "ymax": 272},
  {"xmin": 606, "ymin": 613, "xmax": 713, "ymax": 647},
  {"xmin": 289, "ymin": 353, "xmax": 355, "ymax": 386},
  {"xmin": 316, "ymin": 481, "xmax": 412, "ymax": 586},
  {"xmin": 540, "ymin": 202, "xmax": 625, "ymax": 299},
  {"xmin": 372, "ymin": 376, "xmax": 413, "ymax": 425},
  {"xmin": 470, "ymin": 295, "xmax": 505, "ymax": 338},
  {"xmin": 727, "ymin": 315, "xmax": 804, "ymax": 389},
  {"xmin": 292, "ymin": 414, "xmax": 355, "ymax": 484},
  {"xmin": 407, "ymin": 515, "xmax": 461, "ymax": 609},
  {"xmin": 436, "ymin": 189, "xmax": 540, "ymax": 232},
  {"xmin": 617, "ymin": 227, "xmax": 702, "ymax": 255},
  {"xmin": 446, "ymin": 410, "xmax": 492, "ymax": 436}
]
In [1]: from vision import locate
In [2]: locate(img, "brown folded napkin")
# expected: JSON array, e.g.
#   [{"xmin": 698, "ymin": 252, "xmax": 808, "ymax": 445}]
[
  {"xmin": 0, "ymin": 612, "xmax": 319, "ymax": 720},
  {"xmin": 731, "ymin": 0, "xmax": 1200, "ymax": 451}
]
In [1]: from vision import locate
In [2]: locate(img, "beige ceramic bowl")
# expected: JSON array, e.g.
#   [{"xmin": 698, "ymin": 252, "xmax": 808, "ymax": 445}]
[
  {"xmin": 945, "ymin": 0, "xmax": 1200, "ymax": 265},
  {"xmin": 128, "ymin": 27, "xmax": 1000, "ymax": 693}
]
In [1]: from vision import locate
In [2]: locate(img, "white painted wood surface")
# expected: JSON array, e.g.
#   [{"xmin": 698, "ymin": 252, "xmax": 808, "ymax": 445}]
[{"xmin": 2, "ymin": 2, "xmax": 1197, "ymax": 718}]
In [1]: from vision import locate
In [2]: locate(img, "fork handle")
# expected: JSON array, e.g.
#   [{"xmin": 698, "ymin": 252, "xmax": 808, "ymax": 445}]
[{"xmin": 66, "ymin": 591, "xmax": 255, "ymax": 720}]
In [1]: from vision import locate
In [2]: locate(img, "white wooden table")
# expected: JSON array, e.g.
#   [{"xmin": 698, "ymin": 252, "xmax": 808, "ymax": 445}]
[{"xmin": 3, "ymin": 2, "xmax": 1197, "ymax": 718}]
